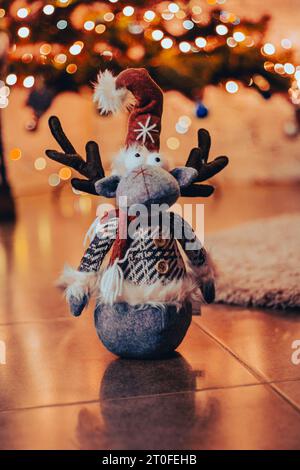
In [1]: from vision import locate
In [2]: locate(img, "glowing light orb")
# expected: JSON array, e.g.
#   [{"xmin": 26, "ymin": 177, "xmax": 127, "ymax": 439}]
[
  {"xmin": 263, "ymin": 43, "xmax": 275, "ymax": 55},
  {"xmin": 168, "ymin": 3, "xmax": 179, "ymax": 13},
  {"xmin": 161, "ymin": 38, "xmax": 173, "ymax": 49},
  {"xmin": 17, "ymin": 8, "xmax": 29, "ymax": 19},
  {"xmin": 6, "ymin": 74, "xmax": 17, "ymax": 86},
  {"xmin": 183, "ymin": 20, "xmax": 194, "ymax": 30},
  {"xmin": 284, "ymin": 63, "xmax": 295, "ymax": 75},
  {"xmin": 59, "ymin": 167, "xmax": 72, "ymax": 180},
  {"xmin": 34, "ymin": 157, "xmax": 47, "ymax": 170},
  {"xmin": 152, "ymin": 30, "xmax": 164, "ymax": 41},
  {"xmin": 179, "ymin": 41, "xmax": 191, "ymax": 53},
  {"xmin": 43, "ymin": 5, "xmax": 55, "ymax": 15},
  {"xmin": 48, "ymin": 174, "xmax": 60, "ymax": 187},
  {"xmin": 18, "ymin": 27, "xmax": 30, "ymax": 38},
  {"xmin": 281, "ymin": 38, "xmax": 292, "ymax": 49},
  {"xmin": 144, "ymin": 10, "xmax": 155, "ymax": 21},
  {"xmin": 69, "ymin": 44, "xmax": 82, "ymax": 55},
  {"xmin": 167, "ymin": 137, "xmax": 180, "ymax": 150},
  {"xmin": 233, "ymin": 31, "xmax": 245, "ymax": 42},
  {"xmin": 57, "ymin": 20, "xmax": 68, "ymax": 30},
  {"xmin": 10, "ymin": 148, "xmax": 22, "ymax": 160},
  {"xmin": 123, "ymin": 6, "xmax": 134, "ymax": 17},
  {"xmin": 195, "ymin": 37, "xmax": 207, "ymax": 48},
  {"xmin": 225, "ymin": 80, "xmax": 239, "ymax": 93},
  {"xmin": 40, "ymin": 44, "xmax": 52, "ymax": 55},
  {"xmin": 84, "ymin": 21, "xmax": 95, "ymax": 31},
  {"xmin": 216, "ymin": 25, "xmax": 228, "ymax": 35},
  {"xmin": 23, "ymin": 76, "xmax": 35, "ymax": 88}
]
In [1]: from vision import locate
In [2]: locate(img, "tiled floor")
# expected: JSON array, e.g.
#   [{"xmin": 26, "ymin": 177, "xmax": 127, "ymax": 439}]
[{"xmin": 0, "ymin": 187, "xmax": 300, "ymax": 449}]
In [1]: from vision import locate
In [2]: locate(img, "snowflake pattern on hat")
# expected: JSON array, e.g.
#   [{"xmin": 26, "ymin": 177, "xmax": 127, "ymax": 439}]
[{"xmin": 133, "ymin": 115, "xmax": 159, "ymax": 144}]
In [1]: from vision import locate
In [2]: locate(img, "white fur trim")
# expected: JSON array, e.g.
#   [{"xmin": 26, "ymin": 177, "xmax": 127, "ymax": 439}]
[
  {"xmin": 93, "ymin": 70, "xmax": 128, "ymax": 114},
  {"xmin": 111, "ymin": 145, "xmax": 170, "ymax": 176},
  {"xmin": 96, "ymin": 274, "xmax": 204, "ymax": 308},
  {"xmin": 57, "ymin": 265, "xmax": 98, "ymax": 302},
  {"xmin": 57, "ymin": 254, "xmax": 215, "ymax": 308}
]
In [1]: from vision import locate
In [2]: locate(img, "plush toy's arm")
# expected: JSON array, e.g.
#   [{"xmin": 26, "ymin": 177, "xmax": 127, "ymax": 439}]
[
  {"xmin": 171, "ymin": 213, "xmax": 215, "ymax": 303},
  {"xmin": 78, "ymin": 232, "xmax": 114, "ymax": 273},
  {"xmin": 58, "ymin": 218, "xmax": 118, "ymax": 316}
]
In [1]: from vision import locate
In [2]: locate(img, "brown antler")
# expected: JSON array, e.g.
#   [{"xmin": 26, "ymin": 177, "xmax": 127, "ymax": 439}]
[
  {"xmin": 45, "ymin": 116, "xmax": 105, "ymax": 195},
  {"xmin": 181, "ymin": 128, "xmax": 228, "ymax": 197}
]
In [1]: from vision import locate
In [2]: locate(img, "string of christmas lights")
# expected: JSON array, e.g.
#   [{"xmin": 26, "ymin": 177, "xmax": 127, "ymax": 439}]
[{"xmin": 1, "ymin": 0, "xmax": 298, "ymax": 110}]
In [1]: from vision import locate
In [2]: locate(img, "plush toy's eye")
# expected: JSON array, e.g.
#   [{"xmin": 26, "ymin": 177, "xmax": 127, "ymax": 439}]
[
  {"xmin": 147, "ymin": 153, "xmax": 164, "ymax": 167},
  {"xmin": 135, "ymin": 153, "xmax": 141, "ymax": 158}
]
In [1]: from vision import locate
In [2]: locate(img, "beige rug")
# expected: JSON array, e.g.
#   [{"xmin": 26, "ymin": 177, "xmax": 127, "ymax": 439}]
[{"xmin": 207, "ymin": 213, "xmax": 300, "ymax": 309}]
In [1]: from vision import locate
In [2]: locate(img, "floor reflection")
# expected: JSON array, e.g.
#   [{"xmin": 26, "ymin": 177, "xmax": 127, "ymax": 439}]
[{"xmin": 76, "ymin": 354, "xmax": 217, "ymax": 450}]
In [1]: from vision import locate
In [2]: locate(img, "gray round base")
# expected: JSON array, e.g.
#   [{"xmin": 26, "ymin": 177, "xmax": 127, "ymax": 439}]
[{"xmin": 94, "ymin": 301, "xmax": 192, "ymax": 359}]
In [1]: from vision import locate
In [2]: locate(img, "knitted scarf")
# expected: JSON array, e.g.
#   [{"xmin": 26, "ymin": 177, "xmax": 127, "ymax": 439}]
[{"xmin": 100, "ymin": 208, "xmax": 136, "ymax": 265}]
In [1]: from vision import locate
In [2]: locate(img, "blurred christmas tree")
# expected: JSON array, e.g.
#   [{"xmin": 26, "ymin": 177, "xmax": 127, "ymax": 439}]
[
  {"xmin": 1, "ymin": 0, "xmax": 296, "ymax": 120},
  {"xmin": 0, "ymin": 0, "xmax": 298, "ymax": 219}
]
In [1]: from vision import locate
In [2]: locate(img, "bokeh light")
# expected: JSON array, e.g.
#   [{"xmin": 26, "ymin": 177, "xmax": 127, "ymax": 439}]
[
  {"xmin": 23, "ymin": 76, "xmax": 35, "ymax": 88},
  {"xmin": 161, "ymin": 38, "xmax": 173, "ymax": 49},
  {"xmin": 0, "ymin": 97, "xmax": 9, "ymax": 109},
  {"xmin": 66, "ymin": 64, "xmax": 78, "ymax": 74},
  {"xmin": 123, "ymin": 6, "xmax": 134, "ymax": 17},
  {"xmin": 233, "ymin": 31, "xmax": 245, "ymax": 42},
  {"xmin": 263, "ymin": 43, "xmax": 275, "ymax": 55},
  {"xmin": 167, "ymin": 137, "xmax": 180, "ymax": 150},
  {"xmin": 195, "ymin": 37, "xmax": 207, "ymax": 48},
  {"xmin": 284, "ymin": 63, "xmax": 295, "ymax": 75},
  {"xmin": 0, "ymin": 85, "xmax": 10, "ymax": 97},
  {"xmin": 179, "ymin": 42, "xmax": 191, "ymax": 53},
  {"xmin": 227, "ymin": 37, "xmax": 237, "ymax": 48},
  {"xmin": 6, "ymin": 74, "xmax": 17, "ymax": 86},
  {"xmin": 48, "ymin": 174, "xmax": 60, "ymax": 187},
  {"xmin": 216, "ymin": 25, "xmax": 228, "ymax": 35},
  {"xmin": 183, "ymin": 20, "xmax": 194, "ymax": 30},
  {"xmin": 43, "ymin": 5, "xmax": 55, "ymax": 15},
  {"xmin": 95, "ymin": 24, "xmax": 106, "ymax": 34},
  {"xmin": 84, "ymin": 21, "xmax": 95, "ymax": 31},
  {"xmin": 103, "ymin": 12, "xmax": 114, "ymax": 22},
  {"xmin": 17, "ymin": 8, "xmax": 29, "ymax": 19},
  {"xmin": 18, "ymin": 27, "xmax": 30, "ymax": 38},
  {"xmin": 59, "ymin": 167, "xmax": 72, "ymax": 180},
  {"xmin": 34, "ymin": 157, "xmax": 47, "ymax": 170},
  {"xmin": 57, "ymin": 20, "xmax": 68, "ymax": 30},
  {"xmin": 69, "ymin": 44, "xmax": 82, "ymax": 55},
  {"xmin": 54, "ymin": 54, "xmax": 67, "ymax": 64},
  {"xmin": 10, "ymin": 148, "xmax": 22, "ymax": 161},
  {"xmin": 178, "ymin": 116, "xmax": 192, "ymax": 128},
  {"xmin": 40, "ymin": 43, "xmax": 52, "ymax": 55},
  {"xmin": 281, "ymin": 38, "xmax": 292, "ymax": 49},
  {"xmin": 168, "ymin": 3, "xmax": 179, "ymax": 13},
  {"xmin": 225, "ymin": 80, "xmax": 239, "ymax": 93},
  {"xmin": 144, "ymin": 10, "xmax": 155, "ymax": 21},
  {"xmin": 152, "ymin": 30, "xmax": 164, "ymax": 41}
]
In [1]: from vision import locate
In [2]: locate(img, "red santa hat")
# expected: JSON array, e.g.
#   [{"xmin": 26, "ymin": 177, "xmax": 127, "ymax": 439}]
[{"xmin": 93, "ymin": 68, "xmax": 163, "ymax": 153}]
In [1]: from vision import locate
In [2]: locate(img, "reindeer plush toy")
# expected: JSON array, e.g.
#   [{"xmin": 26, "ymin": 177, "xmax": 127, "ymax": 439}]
[{"xmin": 46, "ymin": 68, "xmax": 228, "ymax": 358}]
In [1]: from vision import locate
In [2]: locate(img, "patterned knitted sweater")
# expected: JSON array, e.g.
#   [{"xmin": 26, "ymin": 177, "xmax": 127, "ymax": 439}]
[{"xmin": 76, "ymin": 212, "xmax": 213, "ymax": 306}]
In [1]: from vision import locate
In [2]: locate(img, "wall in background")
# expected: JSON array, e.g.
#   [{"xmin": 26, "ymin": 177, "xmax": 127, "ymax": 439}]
[{"xmin": 3, "ymin": 86, "xmax": 300, "ymax": 197}]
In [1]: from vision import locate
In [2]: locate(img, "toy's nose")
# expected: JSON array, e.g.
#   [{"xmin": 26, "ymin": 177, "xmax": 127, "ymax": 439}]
[{"xmin": 131, "ymin": 166, "xmax": 153, "ymax": 179}]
